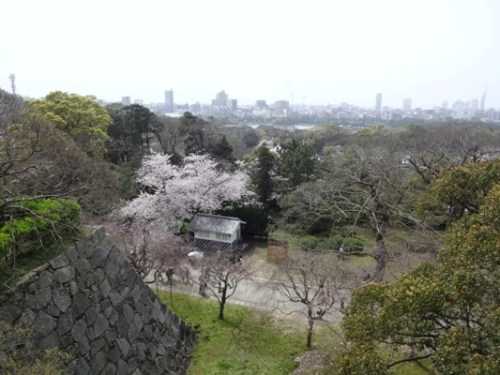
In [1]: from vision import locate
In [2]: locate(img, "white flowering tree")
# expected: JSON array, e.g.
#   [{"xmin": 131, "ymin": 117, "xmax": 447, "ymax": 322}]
[{"xmin": 120, "ymin": 153, "xmax": 251, "ymax": 226}]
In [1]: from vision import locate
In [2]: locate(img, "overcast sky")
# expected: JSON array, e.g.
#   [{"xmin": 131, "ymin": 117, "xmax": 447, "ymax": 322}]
[{"xmin": 1, "ymin": 0, "xmax": 499, "ymax": 109}]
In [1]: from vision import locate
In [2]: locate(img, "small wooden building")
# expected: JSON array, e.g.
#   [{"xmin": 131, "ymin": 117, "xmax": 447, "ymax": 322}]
[{"xmin": 190, "ymin": 214, "xmax": 244, "ymax": 251}]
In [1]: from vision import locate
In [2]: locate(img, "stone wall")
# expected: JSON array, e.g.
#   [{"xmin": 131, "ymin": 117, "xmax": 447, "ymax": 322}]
[{"xmin": 0, "ymin": 227, "xmax": 196, "ymax": 375}]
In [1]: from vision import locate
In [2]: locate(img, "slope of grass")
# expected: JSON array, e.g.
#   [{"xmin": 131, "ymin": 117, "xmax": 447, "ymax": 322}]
[{"xmin": 158, "ymin": 291, "xmax": 305, "ymax": 375}]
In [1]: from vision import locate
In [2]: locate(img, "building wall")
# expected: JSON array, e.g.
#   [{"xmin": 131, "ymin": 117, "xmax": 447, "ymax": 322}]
[
  {"xmin": 0, "ymin": 227, "xmax": 196, "ymax": 375},
  {"xmin": 194, "ymin": 229, "xmax": 238, "ymax": 244}
]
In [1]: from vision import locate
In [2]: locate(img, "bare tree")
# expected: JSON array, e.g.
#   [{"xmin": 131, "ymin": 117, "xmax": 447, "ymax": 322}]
[
  {"xmin": 274, "ymin": 252, "xmax": 349, "ymax": 348},
  {"xmin": 150, "ymin": 116, "xmax": 185, "ymax": 154},
  {"xmin": 105, "ymin": 223, "xmax": 189, "ymax": 283},
  {"xmin": 200, "ymin": 253, "xmax": 253, "ymax": 320}
]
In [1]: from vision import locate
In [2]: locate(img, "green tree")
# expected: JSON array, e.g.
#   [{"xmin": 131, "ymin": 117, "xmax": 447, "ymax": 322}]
[
  {"xmin": 249, "ymin": 146, "xmax": 276, "ymax": 206},
  {"xmin": 417, "ymin": 159, "xmax": 500, "ymax": 225},
  {"xmin": 181, "ymin": 111, "xmax": 211, "ymax": 154},
  {"xmin": 210, "ymin": 135, "xmax": 235, "ymax": 165},
  {"xmin": 277, "ymin": 139, "xmax": 317, "ymax": 192},
  {"xmin": 337, "ymin": 162, "xmax": 500, "ymax": 374},
  {"xmin": 106, "ymin": 103, "xmax": 155, "ymax": 163},
  {"xmin": 28, "ymin": 91, "xmax": 111, "ymax": 158}
]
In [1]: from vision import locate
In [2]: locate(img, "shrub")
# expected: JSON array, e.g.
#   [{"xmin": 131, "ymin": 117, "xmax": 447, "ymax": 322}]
[
  {"xmin": 341, "ymin": 237, "xmax": 364, "ymax": 253},
  {"xmin": 0, "ymin": 198, "xmax": 81, "ymax": 263},
  {"xmin": 299, "ymin": 235, "xmax": 319, "ymax": 251},
  {"xmin": 321, "ymin": 235, "xmax": 344, "ymax": 251}
]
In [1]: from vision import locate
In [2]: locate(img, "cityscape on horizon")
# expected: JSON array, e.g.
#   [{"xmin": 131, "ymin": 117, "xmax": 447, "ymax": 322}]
[{"xmin": 116, "ymin": 86, "xmax": 499, "ymax": 123}]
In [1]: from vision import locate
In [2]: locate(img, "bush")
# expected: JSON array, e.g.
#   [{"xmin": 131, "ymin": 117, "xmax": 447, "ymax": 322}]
[
  {"xmin": 0, "ymin": 198, "xmax": 81, "ymax": 263},
  {"xmin": 321, "ymin": 235, "xmax": 344, "ymax": 251},
  {"xmin": 341, "ymin": 237, "xmax": 364, "ymax": 253},
  {"xmin": 299, "ymin": 235, "xmax": 319, "ymax": 251}
]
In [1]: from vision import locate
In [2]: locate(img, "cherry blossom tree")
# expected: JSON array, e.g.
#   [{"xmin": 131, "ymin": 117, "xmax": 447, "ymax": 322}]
[
  {"xmin": 105, "ymin": 222, "xmax": 188, "ymax": 281},
  {"xmin": 120, "ymin": 153, "xmax": 251, "ymax": 226}
]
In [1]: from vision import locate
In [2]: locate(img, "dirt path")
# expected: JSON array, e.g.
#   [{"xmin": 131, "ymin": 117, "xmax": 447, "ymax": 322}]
[{"xmin": 154, "ymin": 264, "xmax": 349, "ymax": 323}]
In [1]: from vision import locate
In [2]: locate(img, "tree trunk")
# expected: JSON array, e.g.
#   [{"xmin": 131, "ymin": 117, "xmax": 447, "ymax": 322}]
[
  {"xmin": 219, "ymin": 287, "xmax": 227, "ymax": 320},
  {"xmin": 306, "ymin": 308, "xmax": 314, "ymax": 348},
  {"xmin": 372, "ymin": 232, "xmax": 388, "ymax": 282}
]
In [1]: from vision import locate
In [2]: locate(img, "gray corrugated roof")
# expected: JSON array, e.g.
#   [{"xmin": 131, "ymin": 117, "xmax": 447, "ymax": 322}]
[{"xmin": 190, "ymin": 214, "xmax": 242, "ymax": 234}]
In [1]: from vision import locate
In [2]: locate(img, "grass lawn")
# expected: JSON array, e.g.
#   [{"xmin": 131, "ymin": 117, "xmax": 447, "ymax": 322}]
[{"xmin": 158, "ymin": 291, "xmax": 306, "ymax": 375}]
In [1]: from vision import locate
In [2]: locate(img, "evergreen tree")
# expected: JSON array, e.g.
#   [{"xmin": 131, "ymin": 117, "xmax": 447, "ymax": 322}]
[{"xmin": 249, "ymin": 146, "xmax": 276, "ymax": 206}]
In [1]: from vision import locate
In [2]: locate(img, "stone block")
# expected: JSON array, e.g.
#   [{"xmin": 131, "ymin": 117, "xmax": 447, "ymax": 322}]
[
  {"xmin": 34, "ymin": 311, "xmax": 57, "ymax": 338},
  {"xmin": 109, "ymin": 344, "xmax": 122, "ymax": 363},
  {"xmin": 102, "ymin": 362, "xmax": 117, "ymax": 375},
  {"xmin": 46, "ymin": 302, "xmax": 61, "ymax": 317},
  {"xmin": 128, "ymin": 321, "xmax": 139, "ymax": 342},
  {"xmin": 76, "ymin": 358, "xmax": 91, "ymax": 375},
  {"xmin": 37, "ymin": 270, "xmax": 53, "ymax": 288},
  {"xmin": 93, "ymin": 314, "xmax": 109, "ymax": 338},
  {"xmin": 0, "ymin": 303, "xmax": 23, "ymax": 325},
  {"xmin": 122, "ymin": 303, "xmax": 134, "ymax": 324},
  {"xmin": 109, "ymin": 291, "xmax": 123, "ymax": 306},
  {"xmin": 49, "ymin": 254, "xmax": 69, "ymax": 269},
  {"xmin": 90, "ymin": 351, "xmax": 107, "ymax": 374},
  {"xmin": 38, "ymin": 332, "xmax": 59, "ymax": 349},
  {"xmin": 105, "ymin": 261, "xmax": 118, "ymax": 280},
  {"xmin": 134, "ymin": 314, "xmax": 144, "ymax": 332},
  {"xmin": 72, "ymin": 292, "xmax": 90, "ymax": 318},
  {"xmin": 53, "ymin": 285, "xmax": 71, "ymax": 313},
  {"xmin": 85, "ymin": 307, "xmax": 98, "ymax": 324},
  {"xmin": 90, "ymin": 244, "xmax": 112, "ymax": 268},
  {"xmin": 90, "ymin": 338, "xmax": 105, "ymax": 356},
  {"xmin": 117, "ymin": 359, "xmax": 130, "ymax": 375},
  {"xmin": 117, "ymin": 337, "xmax": 131, "ymax": 357},
  {"xmin": 78, "ymin": 335, "xmax": 90, "ymax": 355},
  {"xmin": 35, "ymin": 286, "xmax": 52, "ymax": 310},
  {"xmin": 57, "ymin": 312, "xmax": 74, "ymax": 335},
  {"xmin": 105, "ymin": 329, "xmax": 117, "ymax": 344},
  {"xmin": 71, "ymin": 319, "xmax": 87, "ymax": 342},
  {"xmin": 54, "ymin": 266, "xmax": 75, "ymax": 284},
  {"xmin": 18, "ymin": 308, "xmax": 36, "ymax": 327},
  {"xmin": 100, "ymin": 279, "xmax": 111, "ymax": 298}
]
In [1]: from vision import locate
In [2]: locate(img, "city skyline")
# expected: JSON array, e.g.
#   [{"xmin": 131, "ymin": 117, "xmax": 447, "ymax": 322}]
[{"xmin": 1, "ymin": 0, "xmax": 499, "ymax": 109}]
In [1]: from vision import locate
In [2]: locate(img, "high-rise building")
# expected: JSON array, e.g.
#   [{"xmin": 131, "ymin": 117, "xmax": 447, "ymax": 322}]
[
  {"xmin": 228, "ymin": 99, "xmax": 238, "ymax": 112},
  {"xmin": 274, "ymin": 100, "xmax": 289, "ymax": 117},
  {"xmin": 480, "ymin": 86, "xmax": 487, "ymax": 111},
  {"xmin": 211, "ymin": 90, "xmax": 228, "ymax": 107},
  {"xmin": 403, "ymin": 98, "xmax": 412, "ymax": 112},
  {"xmin": 122, "ymin": 96, "xmax": 131, "ymax": 106},
  {"xmin": 375, "ymin": 93, "xmax": 382, "ymax": 113},
  {"xmin": 255, "ymin": 100, "xmax": 267, "ymax": 109},
  {"xmin": 164, "ymin": 89, "xmax": 174, "ymax": 112}
]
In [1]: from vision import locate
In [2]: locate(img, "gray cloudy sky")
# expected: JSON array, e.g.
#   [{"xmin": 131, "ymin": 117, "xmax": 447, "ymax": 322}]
[{"xmin": 1, "ymin": 0, "xmax": 499, "ymax": 109}]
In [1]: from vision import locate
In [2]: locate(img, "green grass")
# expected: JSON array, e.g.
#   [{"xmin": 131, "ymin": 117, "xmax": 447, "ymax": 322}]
[{"xmin": 158, "ymin": 291, "xmax": 305, "ymax": 375}]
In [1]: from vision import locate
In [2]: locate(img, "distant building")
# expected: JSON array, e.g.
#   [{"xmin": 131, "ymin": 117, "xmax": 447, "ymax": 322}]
[
  {"xmin": 274, "ymin": 100, "xmax": 289, "ymax": 117},
  {"xmin": 375, "ymin": 93, "xmax": 382, "ymax": 113},
  {"xmin": 255, "ymin": 100, "xmax": 267, "ymax": 109},
  {"xmin": 403, "ymin": 98, "xmax": 412, "ymax": 112},
  {"xmin": 480, "ymin": 88, "xmax": 487, "ymax": 111},
  {"xmin": 122, "ymin": 96, "xmax": 131, "ymax": 106},
  {"xmin": 211, "ymin": 90, "xmax": 228, "ymax": 107},
  {"xmin": 228, "ymin": 99, "xmax": 238, "ymax": 112},
  {"xmin": 165, "ymin": 89, "xmax": 174, "ymax": 112},
  {"xmin": 134, "ymin": 99, "xmax": 143, "ymax": 105}
]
